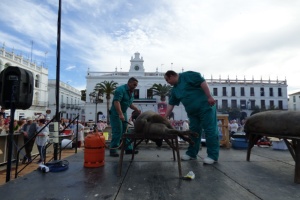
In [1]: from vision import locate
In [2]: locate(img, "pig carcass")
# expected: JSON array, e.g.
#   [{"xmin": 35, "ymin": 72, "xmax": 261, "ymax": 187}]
[
  {"xmin": 244, "ymin": 110, "xmax": 300, "ymax": 138},
  {"xmin": 132, "ymin": 110, "xmax": 198, "ymax": 145}
]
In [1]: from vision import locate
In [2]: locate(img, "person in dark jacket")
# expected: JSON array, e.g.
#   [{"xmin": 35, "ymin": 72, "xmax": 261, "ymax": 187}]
[{"xmin": 20, "ymin": 117, "xmax": 37, "ymax": 164}]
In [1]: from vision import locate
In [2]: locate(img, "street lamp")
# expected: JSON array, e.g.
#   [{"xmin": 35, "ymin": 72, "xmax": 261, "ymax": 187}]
[{"xmin": 89, "ymin": 90, "xmax": 103, "ymax": 123}]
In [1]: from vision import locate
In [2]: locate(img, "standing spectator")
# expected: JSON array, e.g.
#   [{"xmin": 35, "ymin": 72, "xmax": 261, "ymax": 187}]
[
  {"xmin": 19, "ymin": 117, "xmax": 37, "ymax": 164},
  {"xmin": 97, "ymin": 120, "xmax": 107, "ymax": 132},
  {"xmin": 182, "ymin": 119, "xmax": 189, "ymax": 131},
  {"xmin": 0, "ymin": 108, "xmax": 6, "ymax": 118},
  {"xmin": 164, "ymin": 70, "xmax": 219, "ymax": 164},
  {"xmin": 0, "ymin": 116, "xmax": 9, "ymax": 134},
  {"xmin": 229, "ymin": 119, "xmax": 239, "ymax": 136},
  {"xmin": 109, "ymin": 77, "xmax": 141, "ymax": 157},
  {"xmin": 4, "ymin": 115, "xmax": 10, "ymax": 126},
  {"xmin": 72, "ymin": 120, "xmax": 85, "ymax": 148},
  {"xmin": 13, "ymin": 119, "xmax": 21, "ymax": 132},
  {"xmin": 36, "ymin": 118, "xmax": 49, "ymax": 163},
  {"xmin": 179, "ymin": 119, "xmax": 190, "ymax": 142},
  {"xmin": 45, "ymin": 117, "xmax": 51, "ymax": 125}
]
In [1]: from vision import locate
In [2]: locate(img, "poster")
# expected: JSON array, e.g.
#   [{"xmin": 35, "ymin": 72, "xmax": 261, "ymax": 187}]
[{"xmin": 157, "ymin": 102, "xmax": 167, "ymax": 117}]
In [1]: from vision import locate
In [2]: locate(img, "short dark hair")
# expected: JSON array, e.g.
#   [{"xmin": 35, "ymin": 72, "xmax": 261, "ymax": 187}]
[
  {"xmin": 128, "ymin": 77, "xmax": 138, "ymax": 83},
  {"xmin": 164, "ymin": 70, "xmax": 177, "ymax": 78},
  {"xmin": 39, "ymin": 119, "xmax": 46, "ymax": 124}
]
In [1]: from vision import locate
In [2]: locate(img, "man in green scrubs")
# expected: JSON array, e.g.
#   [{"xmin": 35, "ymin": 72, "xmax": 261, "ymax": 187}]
[
  {"xmin": 109, "ymin": 77, "xmax": 141, "ymax": 157},
  {"xmin": 164, "ymin": 70, "xmax": 219, "ymax": 164}
]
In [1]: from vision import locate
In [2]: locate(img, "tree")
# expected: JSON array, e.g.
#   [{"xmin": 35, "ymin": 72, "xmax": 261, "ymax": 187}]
[
  {"xmin": 150, "ymin": 83, "xmax": 172, "ymax": 102},
  {"xmin": 94, "ymin": 80, "xmax": 118, "ymax": 125},
  {"xmin": 250, "ymin": 106, "xmax": 261, "ymax": 116},
  {"xmin": 228, "ymin": 108, "xmax": 241, "ymax": 121}
]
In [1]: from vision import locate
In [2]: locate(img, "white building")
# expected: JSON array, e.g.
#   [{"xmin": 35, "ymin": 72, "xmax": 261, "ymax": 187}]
[
  {"xmin": 48, "ymin": 80, "xmax": 85, "ymax": 121},
  {"xmin": 85, "ymin": 52, "xmax": 288, "ymax": 122},
  {"xmin": 0, "ymin": 46, "xmax": 48, "ymax": 119},
  {"xmin": 288, "ymin": 91, "xmax": 300, "ymax": 111},
  {"xmin": 209, "ymin": 77, "xmax": 288, "ymax": 112}
]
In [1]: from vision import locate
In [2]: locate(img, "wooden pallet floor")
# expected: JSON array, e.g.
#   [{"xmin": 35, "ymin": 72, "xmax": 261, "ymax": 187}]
[{"xmin": 0, "ymin": 148, "xmax": 82, "ymax": 186}]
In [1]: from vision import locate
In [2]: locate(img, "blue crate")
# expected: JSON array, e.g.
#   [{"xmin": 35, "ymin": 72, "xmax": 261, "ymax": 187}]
[{"xmin": 231, "ymin": 137, "xmax": 248, "ymax": 149}]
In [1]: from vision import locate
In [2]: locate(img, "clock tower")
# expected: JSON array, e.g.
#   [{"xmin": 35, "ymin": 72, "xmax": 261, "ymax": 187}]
[{"xmin": 129, "ymin": 52, "xmax": 145, "ymax": 76}]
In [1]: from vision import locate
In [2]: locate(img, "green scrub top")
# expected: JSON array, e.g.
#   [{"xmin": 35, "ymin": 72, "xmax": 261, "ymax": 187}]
[
  {"xmin": 169, "ymin": 71, "xmax": 207, "ymax": 115},
  {"xmin": 110, "ymin": 84, "xmax": 134, "ymax": 114}
]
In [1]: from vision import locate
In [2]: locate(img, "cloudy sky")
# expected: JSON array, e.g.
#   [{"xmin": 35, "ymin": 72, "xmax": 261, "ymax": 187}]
[{"xmin": 1, "ymin": 0, "xmax": 300, "ymax": 94}]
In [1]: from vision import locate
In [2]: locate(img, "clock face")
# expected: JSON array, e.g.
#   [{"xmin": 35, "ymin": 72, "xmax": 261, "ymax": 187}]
[{"xmin": 134, "ymin": 65, "xmax": 139, "ymax": 71}]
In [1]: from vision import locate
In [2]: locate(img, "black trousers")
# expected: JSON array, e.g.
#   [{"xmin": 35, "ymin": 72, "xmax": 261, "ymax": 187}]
[{"xmin": 23, "ymin": 138, "xmax": 35, "ymax": 161}]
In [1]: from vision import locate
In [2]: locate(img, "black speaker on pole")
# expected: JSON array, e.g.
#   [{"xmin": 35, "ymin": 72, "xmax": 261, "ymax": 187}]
[{"xmin": 0, "ymin": 66, "xmax": 34, "ymax": 109}]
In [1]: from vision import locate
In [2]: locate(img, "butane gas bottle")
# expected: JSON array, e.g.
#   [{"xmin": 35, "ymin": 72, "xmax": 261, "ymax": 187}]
[{"xmin": 84, "ymin": 128, "xmax": 105, "ymax": 167}]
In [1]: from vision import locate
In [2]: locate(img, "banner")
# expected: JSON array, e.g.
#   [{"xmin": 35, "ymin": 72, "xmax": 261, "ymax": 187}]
[{"xmin": 158, "ymin": 102, "xmax": 167, "ymax": 117}]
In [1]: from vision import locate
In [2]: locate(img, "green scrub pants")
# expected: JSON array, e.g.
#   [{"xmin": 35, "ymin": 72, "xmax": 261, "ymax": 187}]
[
  {"xmin": 186, "ymin": 105, "xmax": 219, "ymax": 161},
  {"xmin": 109, "ymin": 113, "xmax": 133, "ymax": 153}
]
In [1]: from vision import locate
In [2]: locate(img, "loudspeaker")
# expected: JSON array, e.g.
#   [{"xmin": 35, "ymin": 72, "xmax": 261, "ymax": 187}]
[{"xmin": 0, "ymin": 66, "xmax": 34, "ymax": 109}]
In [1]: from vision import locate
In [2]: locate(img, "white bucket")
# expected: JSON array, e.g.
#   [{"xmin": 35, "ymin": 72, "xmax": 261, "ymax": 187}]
[{"xmin": 61, "ymin": 139, "xmax": 73, "ymax": 149}]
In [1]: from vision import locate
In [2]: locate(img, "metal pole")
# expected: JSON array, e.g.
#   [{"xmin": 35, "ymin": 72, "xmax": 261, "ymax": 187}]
[
  {"xmin": 6, "ymin": 106, "xmax": 15, "ymax": 182},
  {"xmin": 95, "ymin": 101, "xmax": 98, "ymax": 124},
  {"xmin": 54, "ymin": 0, "xmax": 62, "ymax": 160}
]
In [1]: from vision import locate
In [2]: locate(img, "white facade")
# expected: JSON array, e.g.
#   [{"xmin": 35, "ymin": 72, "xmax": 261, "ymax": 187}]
[
  {"xmin": 288, "ymin": 92, "xmax": 300, "ymax": 111},
  {"xmin": 0, "ymin": 47, "xmax": 49, "ymax": 119},
  {"xmin": 209, "ymin": 77, "xmax": 288, "ymax": 111},
  {"xmin": 48, "ymin": 80, "xmax": 85, "ymax": 121},
  {"xmin": 85, "ymin": 52, "xmax": 288, "ymax": 122}
]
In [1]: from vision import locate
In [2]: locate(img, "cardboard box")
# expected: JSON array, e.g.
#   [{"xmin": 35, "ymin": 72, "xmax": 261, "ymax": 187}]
[{"xmin": 272, "ymin": 140, "xmax": 288, "ymax": 150}]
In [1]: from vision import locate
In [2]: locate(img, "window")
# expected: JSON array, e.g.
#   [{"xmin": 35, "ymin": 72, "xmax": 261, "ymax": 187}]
[
  {"xmin": 250, "ymin": 100, "xmax": 255, "ymax": 110},
  {"xmin": 270, "ymin": 100, "xmax": 274, "ymax": 109},
  {"xmin": 269, "ymin": 88, "xmax": 273, "ymax": 96},
  {"xmin": 240, "ymin": 100, "xmax": 246, "ymax": 109},
  {"xmin": 61, "ymin": 94, "xmax": 64, "ymax": 103},
  {"xmin": 231, "ymin": 87, "xmax": 235, "ymax": 96},
  {"xmin": 293, "ymin": 96, "xmax": 296, "ymax": 102},
  {"xmin": 250, "ymin": 87, "xmax": 254, "ymax": 96},
  {"xmin": 147, "ymin": 89, "xmax": 153, "ymax": 99},
  {"xmin": 35, "ymin": 74, "xmax": 40, "ymax": 88},
  {"xmin": 278, "ymin": 100, "xmax": 283, "ymax": 109},
  {"xmin": 222, "ymin": 87, "xmax": 227, "ymax": 96},
  {"xmin": 261, "ymin": 100, "xmax": 265, "ymax": 110},
  {"xmin": 231, "ymin": 100, "xmax": 237, "ymax": 108},
  {"xmin": 34, "ymin": 92, "xmax": 39, "ymax": 105},
  {"xmin": 240, "ymin": 87, "xmax": 245, "ymax": 96},
  {"xmin": 278, "ymin": 88, "xmax": 282, "ymax": 97},
  {"xmin": 222, "ymin": 99, "xmax": 228, "ymax": 109},
  {"xmin": 260, "ymin": 87, "xmax": 264, "ymax": 96},
  {"xmin": 213, "ymin": 88, "xmax": 218, "ymax": 96}
]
